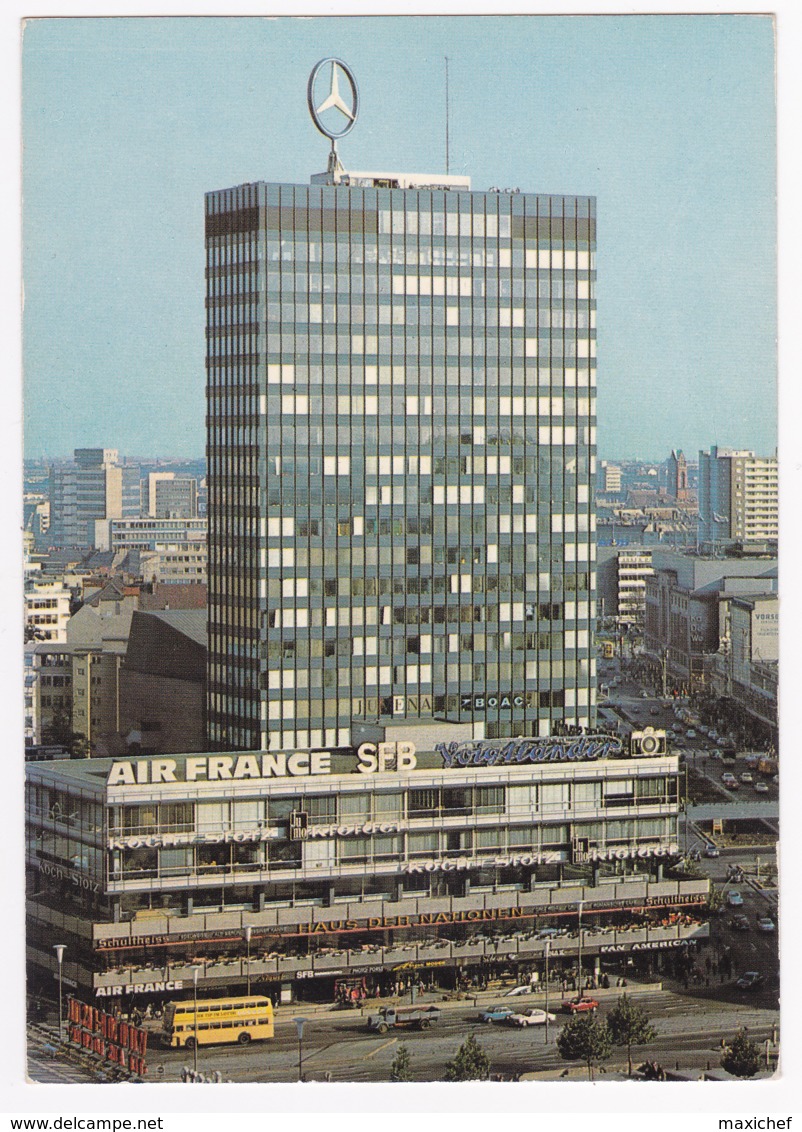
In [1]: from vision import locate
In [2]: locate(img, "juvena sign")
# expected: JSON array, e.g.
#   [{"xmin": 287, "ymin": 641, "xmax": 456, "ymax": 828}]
[{"xmin": 435, "ymin": 734, "xmax": 624, "ymax": 768}]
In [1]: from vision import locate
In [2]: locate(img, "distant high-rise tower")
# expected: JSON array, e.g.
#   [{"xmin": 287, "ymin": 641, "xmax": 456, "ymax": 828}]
[
  {"xmin": 144, "ymin": 472, "xmax": 199, "ymax": 519},
  {"xmin": 698, "ymin": 446, "xmax": 778, "ymax": 546},
  {"xmin": 206, "ymin": 165, "xmax": 598, "ymax": 752},
  {"xmin": 48, "ymin": 448, "xmax": 140, "ymax": 548},
  {"xmin": 602, "ymin": 462, "xmax": 622, "ymax": 494}
]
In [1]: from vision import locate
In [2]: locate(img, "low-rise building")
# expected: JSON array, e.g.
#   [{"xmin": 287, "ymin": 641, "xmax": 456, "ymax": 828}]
[
  {"xmin": 26, "ymin": 736, "xmax": 709, "ymax": 1009},
  {"xmin": 643, "ymin": 549, "xmax": 777, "ymax": 693},
  {"xmin": 94, "ymin": 519, "xmax": 207, "ymax": 585},
  {"xmin": 120, "ymin": 611, "xmax": 207, "ymax": 754},
  {"xmin": 707, "ymin": 593, "xmax": 778, "ymax": 743},
  {"xmin": 25, "ymin": 577, "xmax": 72, "ymax": 643}
]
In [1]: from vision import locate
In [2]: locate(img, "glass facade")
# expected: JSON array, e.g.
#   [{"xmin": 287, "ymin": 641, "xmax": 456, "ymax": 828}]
[{"xmin": 206, "ymin": 179, "xmax": 597, "ymax": 751}]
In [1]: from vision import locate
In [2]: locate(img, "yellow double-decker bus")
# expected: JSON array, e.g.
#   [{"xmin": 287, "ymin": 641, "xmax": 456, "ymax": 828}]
[{"xmin": 162, "ymin": 996, "xmax": 274, "ymax": 1049}]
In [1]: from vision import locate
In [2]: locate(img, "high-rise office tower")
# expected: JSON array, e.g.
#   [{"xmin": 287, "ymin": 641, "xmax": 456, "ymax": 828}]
[{"xmin": 206, "ymin": 75, "xmax": 597, "ymax": 753}]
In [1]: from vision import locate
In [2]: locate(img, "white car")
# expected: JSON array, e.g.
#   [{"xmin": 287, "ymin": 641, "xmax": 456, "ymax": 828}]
[
  {"xmin": 740, "ymin": 772, "xmax": 754, "ymax": 785},
  {"xmin": 504, "ymin": 984, "xmax": 536, "ymax": 997},
  {"xmin": 506, "ymin": 1008, "xmax": 557, "ymax": 1027}
]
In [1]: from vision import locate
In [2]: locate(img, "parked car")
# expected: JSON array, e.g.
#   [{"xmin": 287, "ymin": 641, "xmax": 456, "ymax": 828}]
[
  {"xmin": 479, "ymin": 1006, "xmax": 517, "ymax": 1024},
  {"xmin": 730, "ymin": 914, "xmax": 750, "ymax": 932},
  {"xmin": 561, "ymin": 998, "xmax": 599, "ymax": 1014},
  {"xmin": 756, "ymin": 915, "xmax": 776, "ymax": 933},
  {"xmin": 739, "ymin": 772, "xmax": 754, "ymax": 784},
  {"xmin": 736, "ymin": 971, "xmax": 764, "ymax": 991},
  {"xmin": 505, "ymin": 984, "xmax": 537, "ymax": 996},
  {"xmin": 641, "ymin": 690, "xmax": 650, "ymax": 699},
  {"xmin": 686, "ymin": 729, "xmax": 697, "ymax": 739},
  {"xmin": 506, "ymin": 1008, "xmax": 557, "ymax": 1028},
  {"xmin": 726, "ymin": 890, "xmax": 744, "ymax": 907},
  {"xmin": 754, "ymin": 781, "xmax": 770, "ymax": 794},
  {"xmin": 717, "ymin": 737, "xmax": 729, "ymax": 748}
]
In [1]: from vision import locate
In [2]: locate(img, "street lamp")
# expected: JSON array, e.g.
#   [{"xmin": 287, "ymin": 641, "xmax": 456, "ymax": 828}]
[
  {"xmin": 544, "ymin": 939, "xmax": 551, "ymax": 1045},
  {"xmin": 244, "ymin": 926, "xmax": 253, "ymax": 996},
  {"xmin": 577, "ymin": 901, "xmax": 584, "ymax": 997},
  {"xmin": 293, "ymin": 1016, "xmax": 309, "ymax": 1082},
  {"xmin": 191, "ymin": 966, "xmax": 201, "ymax": 1076},
  {"xmin": 53, "ymin": 944, "xmax": 66, "ymax": 1042}
]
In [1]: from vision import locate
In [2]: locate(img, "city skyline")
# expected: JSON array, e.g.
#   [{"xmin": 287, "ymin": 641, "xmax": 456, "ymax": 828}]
[{"xmin": 23, "ymin": 15, "xmax": 776, "ymax": 461}]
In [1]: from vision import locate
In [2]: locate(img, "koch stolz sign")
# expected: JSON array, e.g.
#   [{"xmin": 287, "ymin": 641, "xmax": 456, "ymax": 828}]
[{"xmin": 436, "ymin": 734, "xmax": 624, "ymax": 768}]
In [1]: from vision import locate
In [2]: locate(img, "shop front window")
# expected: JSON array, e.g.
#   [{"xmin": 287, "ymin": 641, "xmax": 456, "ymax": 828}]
[
  {"xmin": 197, "ymin": 844, "xmax": 226, "ymax": 874},
  {"xmin": 268, "ymin": 840, "xmax": 302, "ymax": 870},
  {"xmin": 122, "ymin": 847, "xmax": 158, "ymax": 878}
]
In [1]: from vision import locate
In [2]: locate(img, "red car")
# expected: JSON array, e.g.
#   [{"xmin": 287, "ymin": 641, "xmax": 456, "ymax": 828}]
[{"xmin": 561, "ymin": 997, "xmax": 600, "ymax": 1014}]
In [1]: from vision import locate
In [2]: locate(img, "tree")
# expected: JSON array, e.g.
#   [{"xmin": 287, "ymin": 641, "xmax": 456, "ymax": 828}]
[
  {"xmin": 390, "ymin": 1042, "xmax": 413, "ymax": 1082},
  {"xmin": 607, "ymin": 994, "xmax": 657, "ymax": 1076},
  {"xmin": 722, "ymin": 1029, "xmax": 762, "ymax": 1078},
  {"xmin": 707, "ymin": 887, "xmax": 725, "ymax": 915},
  {"xmin": 41, "ymin": 709, "xmax": 89, "ymax": 758},
  {"xmin": 443, "ymin": 1034, "xmax": 491, "ymax": 1082},
  {"xmin": 556, "ymin": 1014, "xmax": 613, "ymax": 1081}
]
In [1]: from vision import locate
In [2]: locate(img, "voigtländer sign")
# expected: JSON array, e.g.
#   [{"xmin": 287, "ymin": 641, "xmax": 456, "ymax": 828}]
[{"xmin": 436, "ymin": 734, "xmax": 624, "ymax": 768}]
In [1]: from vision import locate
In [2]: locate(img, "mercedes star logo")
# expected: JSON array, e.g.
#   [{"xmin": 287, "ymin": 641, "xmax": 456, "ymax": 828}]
[{"xmin": 307, "ymin": 58, "xmax": 360, "ymax": 142}]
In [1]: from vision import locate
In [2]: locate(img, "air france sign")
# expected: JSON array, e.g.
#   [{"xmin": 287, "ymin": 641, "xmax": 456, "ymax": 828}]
[
  {"xmin": 436, "ymin": 734, "xmax": 624, "ymax": 768},
  {"xmin": 106, "ymin": 752, "xmax": 332, "ymax": 786},
  {"xmin": 106, "ymin": 742, "xmax": 417, "ymax": 787}
]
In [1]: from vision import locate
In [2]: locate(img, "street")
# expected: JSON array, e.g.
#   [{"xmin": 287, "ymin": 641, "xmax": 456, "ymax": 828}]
[{"xmin": 135, "ymin": 987, "xmax": 777, "ymax": 1083}]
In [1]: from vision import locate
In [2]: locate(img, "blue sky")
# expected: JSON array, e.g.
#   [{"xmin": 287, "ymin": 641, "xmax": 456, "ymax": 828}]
[{"xmin": 22, "ymin": 14, "xmax": 777, "ymax": 461}]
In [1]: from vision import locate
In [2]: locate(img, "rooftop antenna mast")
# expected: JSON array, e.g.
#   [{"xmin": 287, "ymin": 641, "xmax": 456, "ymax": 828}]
[{"xmin": 444, "ymin": 54, "xmax": 450, "ymax": 173}]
